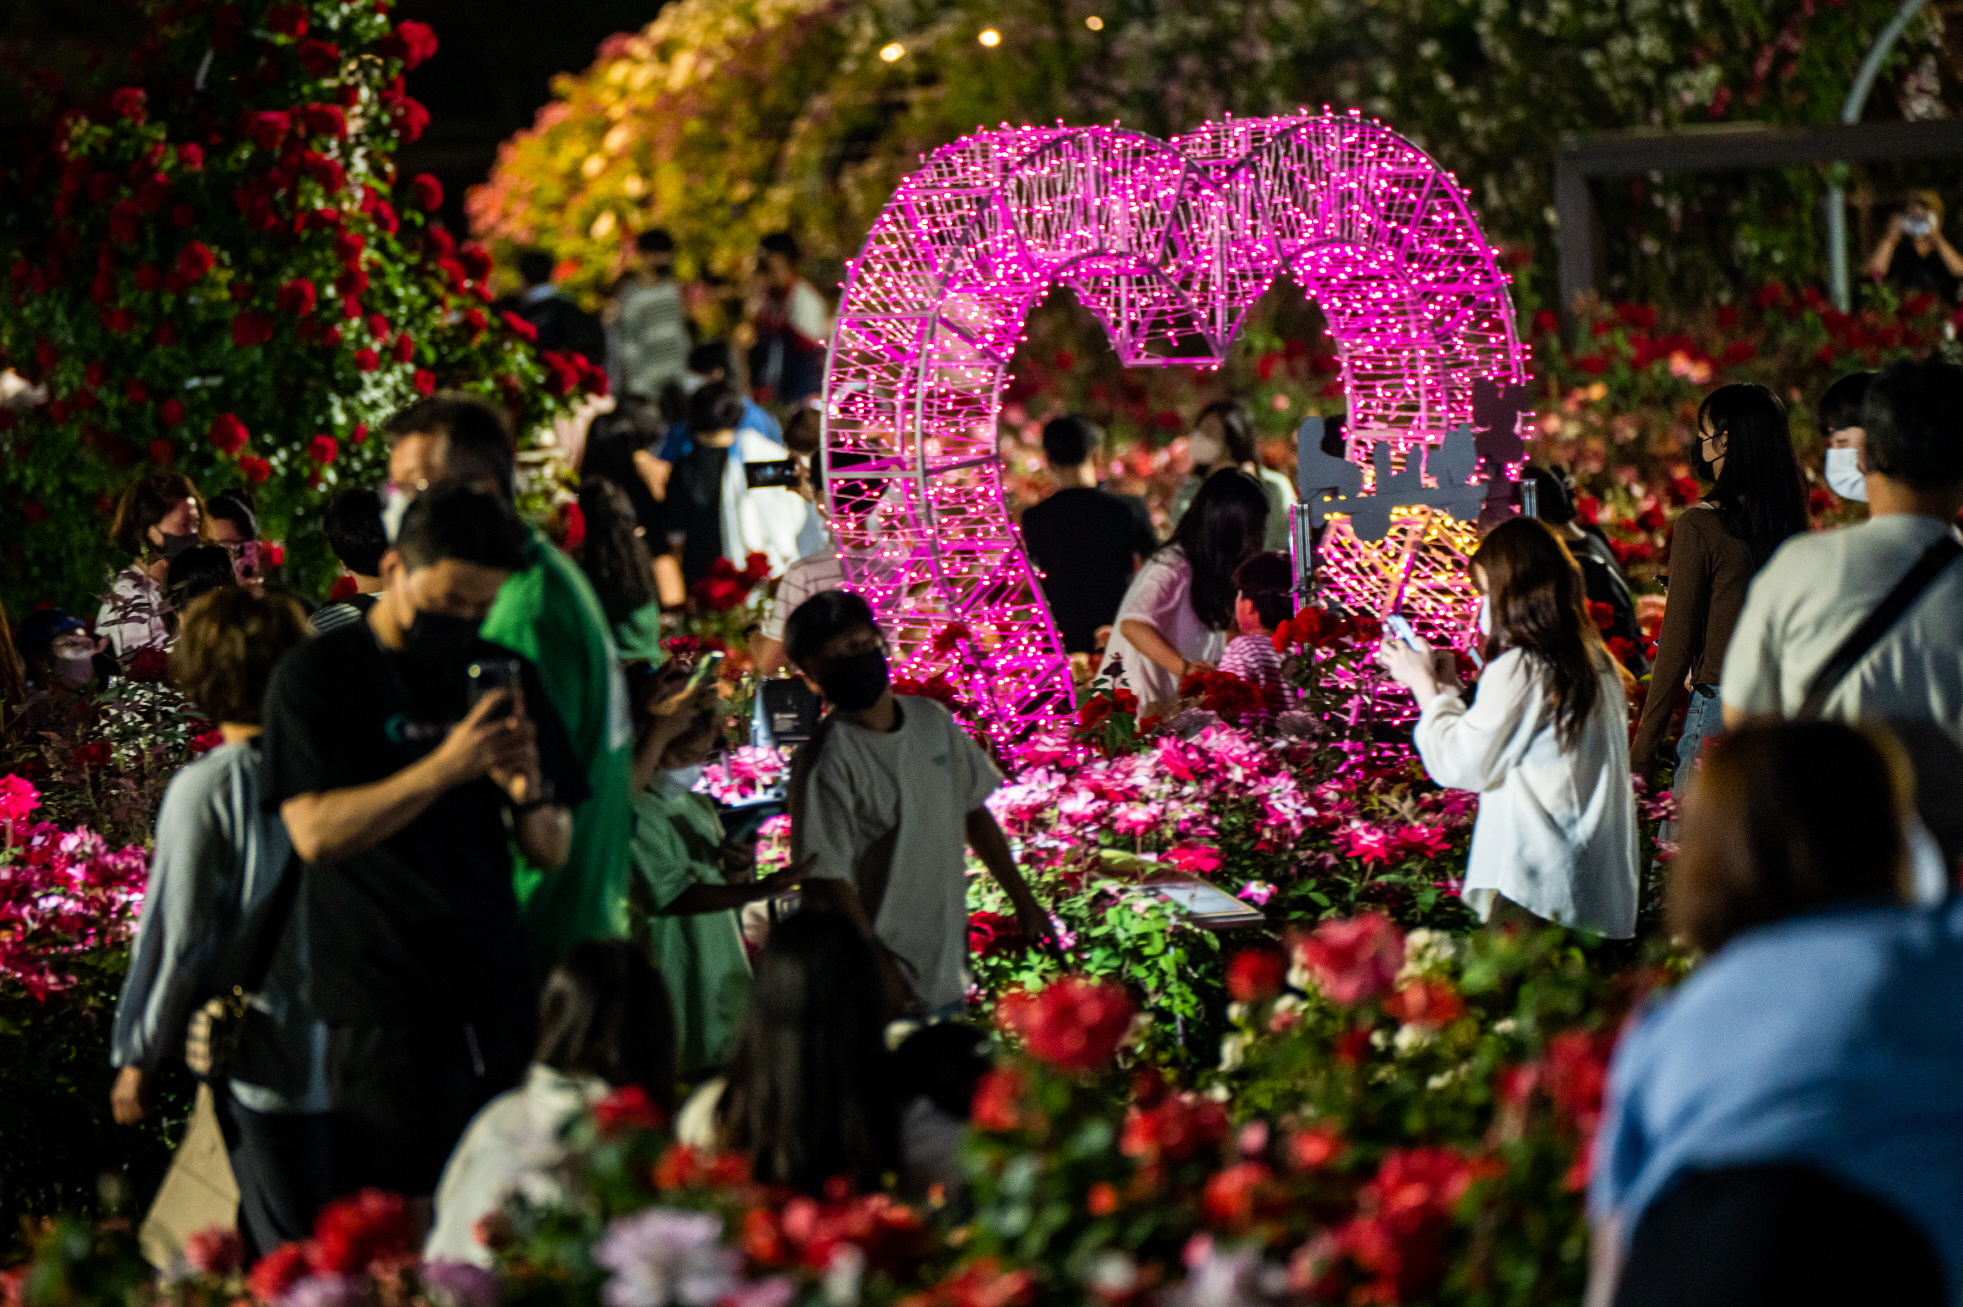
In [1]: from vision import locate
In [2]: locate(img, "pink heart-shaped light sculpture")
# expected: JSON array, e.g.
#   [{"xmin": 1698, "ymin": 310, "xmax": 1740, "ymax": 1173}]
[{"xmin": 822, "ymin": 109, "xmax": 1531, "ymax": 748}]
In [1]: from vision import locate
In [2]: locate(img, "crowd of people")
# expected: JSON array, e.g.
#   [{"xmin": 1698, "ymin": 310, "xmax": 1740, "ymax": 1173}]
[{"xmin": 6, "ymin": 261, "xmax": 1960, "ymax": 1299}]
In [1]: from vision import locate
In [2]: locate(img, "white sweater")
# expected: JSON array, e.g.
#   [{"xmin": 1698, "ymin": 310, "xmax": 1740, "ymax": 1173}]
[{"xmin": 1413, "ymin": 648, "xmax": 1638, "ymax": 938}]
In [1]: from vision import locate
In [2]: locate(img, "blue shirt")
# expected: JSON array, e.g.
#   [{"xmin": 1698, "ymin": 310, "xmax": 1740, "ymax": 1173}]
[
  {"xmin": 1591, "ymin": 898, "xmax": 1963, "ymax": 1294},
  {"xmin": 657, "ymin": 398, "xmax": 780, "ymax": 462}
]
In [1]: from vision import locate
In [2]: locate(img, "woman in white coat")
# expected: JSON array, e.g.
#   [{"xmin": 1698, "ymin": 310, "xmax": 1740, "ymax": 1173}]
[{"xmin": 1379, "ymin": 517, "xmax": 1638, "ymax": 937}]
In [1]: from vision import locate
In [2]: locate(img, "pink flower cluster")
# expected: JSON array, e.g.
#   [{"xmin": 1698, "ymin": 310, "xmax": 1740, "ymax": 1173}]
[
  {"xmin": 695, "ymin": 746, "xmax": 792, "ymax": 805},
  {"xmin": 0, "ymin": 776, "xmax": 148, "ymax": 999}
]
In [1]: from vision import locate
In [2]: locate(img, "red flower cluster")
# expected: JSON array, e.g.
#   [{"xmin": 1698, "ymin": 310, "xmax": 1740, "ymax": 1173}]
[
  {"xmin": 1293, "ymin": 913, "xmax": 1404, "ymax": 1005},
  {"xmin": 997, "ymin": 977, "xmax": 1134, "ymax": 1073},
  {"xmin": 1225, "ymin": 947, "xmax": 1286, "ymax": 1002},
  {"xmin": 1382, "ymin": 977, "xmax": 1467, "ymax": 1029},
  {"xmin": 741, "ymin": 1191, "xmax": 932, "ymax": 1277},
  {"xmin": 251, "ymin": 1188, "xmax": 419, "ymax": 1299},
  {"xmin": 891, "ymin": 673, "xmax": 963, "ymax": 711},
  {"xmin": 1176, "ymin": 667, "xmax": 1267, "ymax": 721},
  {"xmin": 1119, "ymin": 1090, "xmax": 1230, "ymax": 1163},
  {"xmin": 1302, "ymin": 1147, "xmax": 1483, "ymax": 1304},
  {"xmin": 1273, "ymin": 606, "xmax": 1381, "ymax": 651},
  {"xmin": 901, "ymin": 1258, "xmax": 1035, "ymax": 1307},
  {"xmin": 691, "ymin": 552, "xmax": 773, "ymax": 611},
  {"xmin": 930, "ymin": 621, "xmax": 972, "ymax": 654},
  {"xmin": 592, "ymin": 1083, "xmax": 666, "ymax": 1136},
  {"xmin": 540, "ymin": 348, "xmax": 609, "ymax": 397},
  {"xmin": 967, "ymin": 910, "xmax": 1022, "ymax": 958},
  {"xmin": 1075, "ymin": 685, "xmax": 1138, "ymax": 735},
  {"xmin": 969, "ymin": 1066, "xmax": 1028, "ymax": 1133}
]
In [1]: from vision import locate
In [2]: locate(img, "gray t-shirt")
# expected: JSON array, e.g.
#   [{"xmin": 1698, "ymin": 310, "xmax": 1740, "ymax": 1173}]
[
  {"xmin": 1722, "ymin": 514, "xmax": 1963, "ymax": 746},
  {"xmin": 111, "ymin": 741, "xmax": 327, "ymax": 1113},
  {"xmin": 794, "ymin": 697, "xmax": 999, "ymax": 1011}
]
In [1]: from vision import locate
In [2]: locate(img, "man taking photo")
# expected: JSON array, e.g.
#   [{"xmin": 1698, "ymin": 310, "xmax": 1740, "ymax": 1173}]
[{"xmin": 262, "ymin": 483, "xmax": 587, "ymax": 1207}]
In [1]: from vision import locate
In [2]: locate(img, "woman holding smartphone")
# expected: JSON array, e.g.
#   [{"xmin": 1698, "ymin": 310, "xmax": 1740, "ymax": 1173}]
[{"xmin": 1379, "ymin": 518, "xmax": 1639, "ymax": 937}]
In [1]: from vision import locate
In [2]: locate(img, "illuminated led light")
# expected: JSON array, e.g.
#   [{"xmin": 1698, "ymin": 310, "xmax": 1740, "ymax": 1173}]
[
  {"xmin": 1085, "ymin": 14, "xmax": 1104, "ymax": 28},
  {"xmin": 820, "ymin": 111, "xmax": 1528, "ymax": 748},
  {"xmin": 978, "ymin": 28, "xmax": 1002, "ymax": 45},
  {"xmin": 879, "ymin": 41, "xmax": 905, "ymax": 61}
]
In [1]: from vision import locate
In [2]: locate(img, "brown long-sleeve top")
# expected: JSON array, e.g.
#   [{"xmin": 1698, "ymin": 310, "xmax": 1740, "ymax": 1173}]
[{"xmin": 1631, "ymin": 503, "xmax": 1757, "ymax": 771}]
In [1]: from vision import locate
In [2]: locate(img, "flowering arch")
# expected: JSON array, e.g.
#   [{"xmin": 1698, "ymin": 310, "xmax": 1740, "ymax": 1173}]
[{"xmin": 822, "ymin": 109, "xmax": 1530, "ymax": 744}]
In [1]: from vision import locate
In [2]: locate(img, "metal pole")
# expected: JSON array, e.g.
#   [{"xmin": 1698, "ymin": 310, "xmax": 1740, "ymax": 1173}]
[{"xmin": 1830, "ymin": 0, "xmax": 1931, "ymax": 311}]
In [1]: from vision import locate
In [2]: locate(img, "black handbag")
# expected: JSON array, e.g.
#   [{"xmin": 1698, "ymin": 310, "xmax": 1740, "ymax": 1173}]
[{"xmin": 184, "ymin": 855, "xmax": 302, "ymax": 1082}]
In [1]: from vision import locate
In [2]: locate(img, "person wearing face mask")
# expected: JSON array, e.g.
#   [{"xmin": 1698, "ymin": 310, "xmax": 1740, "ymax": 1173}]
[
  {"xmin": 1379, "ymin": 518, "xmax": 1638, "ymax": 937},
  {"xmin": 627, "ymin": 678, "xmax": 810, "ymax": 1077},
  {"xmin": 100, "ymin": 472, "xmax": 212, "ymax": 659},
  {"xmin": 1629, "ymin": 385, "xmax": 1809, "ymax": 796},
  {"xmin": 784, "ymin": 590, "xmax": 1055, "ymax": 1018},
  {"xmin": 260, "ymin": 483, "xmax": 588, "ymax": 1211},
  {"xmin": 16, "ymin": 609, "xmax": 109, "ymax": 733},
  {"xmin": 383, "ymin": 395, "xmax": 639, "ymax": 981},
  {"xmin": 1168, "ymin": 398, "xmax": 1297, "ymax": 552},
  {"xmin": 208, "ymin": 491, "xmax": 266, "ymax": 588},
  {"xmin": 1818, "ymin": 371, "xmax": 1876, "ymax": 508}
]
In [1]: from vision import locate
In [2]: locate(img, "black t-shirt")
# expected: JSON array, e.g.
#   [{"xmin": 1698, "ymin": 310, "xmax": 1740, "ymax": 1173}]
[
  {"xmin": 674, "ymin": 442, "xmax": 728, "ymax": 584},
  {"xmin": 1022, "ymin": 486, "xmax": 1160, "ymax": 654},
  {"xmin": 260, "ymin": 623, "xmax": 589, "ymax": 1025},
  {"xmin": 1886, "ymin": 242, "xmax": 1960, "ymax": 301}
]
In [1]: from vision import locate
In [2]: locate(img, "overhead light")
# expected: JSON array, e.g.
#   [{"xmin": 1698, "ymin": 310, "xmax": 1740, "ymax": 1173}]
[
  {"xmin": 879, "ymin": 41, "xmax": 905, "ymax": 61},
  {"xmin": 1085, "ymin": 14, "xmax": 1104, "ymax": 28},
  {"xmin": 978, "ymin": 28, "xmax": 1001, "ymax": 45}
]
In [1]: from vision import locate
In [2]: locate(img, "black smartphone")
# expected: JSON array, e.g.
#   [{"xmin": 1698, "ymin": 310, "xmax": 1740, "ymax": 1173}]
[
  {"xmin": 744, "ymin": 459, "xmax": 801, "ymax": 490},
  {"xmin": 466, "ymin": 657, "xmax": 522, "ymax": 710}
]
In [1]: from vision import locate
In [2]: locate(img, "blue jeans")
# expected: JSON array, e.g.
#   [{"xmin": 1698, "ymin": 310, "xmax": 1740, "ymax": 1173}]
[{"xmin": 1674, "ymin": 685, "xmax": 1723, "ymax": 797}]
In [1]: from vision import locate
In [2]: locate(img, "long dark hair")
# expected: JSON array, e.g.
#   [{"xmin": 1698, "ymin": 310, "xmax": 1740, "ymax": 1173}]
[
  {"xmin": 1196, "ymin": 398, "xmax": 1256, "ymax": 466},
  {"xmin": 1695, "ymin": 385, "xmax": 1809, "ymax": 569},
  {"xmin": 576, "ymin": 478, "xmax": 655, "ymax": 624},
  {"xmin": 1471, "ymin": 517, "xmax": 1608, "ymax": 749},
  {"xmin": 535, "ymin": 939, "xmax": 678, "ymax": 1116},
  {"xmin": 715, "ymin": 910, "xmax": 898, "ymax": 1195},
  {"xmin": 1167, "ymin": 469, "xmax": 1269, "ymax": 630}
]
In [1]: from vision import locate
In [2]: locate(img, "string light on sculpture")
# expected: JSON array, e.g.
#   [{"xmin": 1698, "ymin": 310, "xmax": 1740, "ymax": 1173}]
[{"xmin": 822, "ymin": 108, "xmax": 1532, "ymax": 749}]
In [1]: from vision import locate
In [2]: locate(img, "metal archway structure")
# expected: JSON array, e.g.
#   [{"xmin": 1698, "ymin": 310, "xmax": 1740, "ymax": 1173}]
[{"xmin": 822, "ymin": 108, "xmax": 1530, "ymax": 747}]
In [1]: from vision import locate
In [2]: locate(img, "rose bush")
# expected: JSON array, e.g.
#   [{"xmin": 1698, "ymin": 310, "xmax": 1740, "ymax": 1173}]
[{"xmin": 0, "ymin": 0, "xmax": 583, "ymax": 613}]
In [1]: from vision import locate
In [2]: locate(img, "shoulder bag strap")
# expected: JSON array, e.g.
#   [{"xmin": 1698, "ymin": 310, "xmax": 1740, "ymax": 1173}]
[{"xmin": 1796, "ymin": 532, "xmax": 1963, "ymax": 722}]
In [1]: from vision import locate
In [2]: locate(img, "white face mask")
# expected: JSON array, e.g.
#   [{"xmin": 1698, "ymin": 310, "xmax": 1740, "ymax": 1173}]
[
  {"xmin": 52, "ymin": 649, "xmax": 95, "ymax": 690},
  {"xmin": 381, "ymin": 485, "xmax": 415, "ymax": 543},
  {"xmin": 1825, "ymin": 447, "xmax": 1869, "ymax": 502},
  {"xmin": 662, "ymin": 764, "xmax": 706, "ymax": 794},
  {"xmin": 1476, "ymin": 595, "xmax": 1493, "ymax": 637},
  {"xmin": 1188, "ymin": 433, "xmax": 1226, "ymax": 467}
]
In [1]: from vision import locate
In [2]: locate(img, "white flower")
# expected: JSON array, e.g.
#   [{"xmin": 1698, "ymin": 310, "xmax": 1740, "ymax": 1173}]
[{"xmin": 1393, "ymin": 1023, "xmax": 1435, "ymax": 1056}]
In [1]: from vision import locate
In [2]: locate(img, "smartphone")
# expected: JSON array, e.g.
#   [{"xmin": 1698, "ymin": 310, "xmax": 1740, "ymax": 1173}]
[
  {"xmin": 744, "ymin": 459, "xmax": 801, "ymax": 490},
  {"xmin": 467, "ymin": 657, "xmax": 523, "ymax": 710},
  {"xmin": 685, "ymin": 650, "xmax": 726, "ymax": 691},
  {"xmin": 1385, "ymin": 613, "xmax": 1428, "ymax": 650}
]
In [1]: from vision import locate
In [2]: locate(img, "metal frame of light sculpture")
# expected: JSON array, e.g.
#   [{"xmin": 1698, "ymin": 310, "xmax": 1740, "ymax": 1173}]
[{"xmin": 822, "ymin": 108, "xmax": 1532, "ymax": 747}]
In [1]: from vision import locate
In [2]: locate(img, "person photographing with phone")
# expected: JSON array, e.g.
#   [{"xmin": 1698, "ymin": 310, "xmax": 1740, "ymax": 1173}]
[
  {"xmin": 1377, "ymin": 517, "xmax": 1638, "ymax": 938},
  {"xmin": 261, "ymin": 483, "xmax": 588, "ymax": 1215}
]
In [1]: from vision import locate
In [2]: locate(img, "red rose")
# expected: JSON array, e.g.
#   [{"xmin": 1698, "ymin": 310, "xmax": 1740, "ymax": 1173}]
[
  {"xmin": 159, "ymin": 397, "xmax": 185, "ymax": 425},
  {"xmin": 275, "ymin": 279, "xmax": 317, "ymax": 316},
  {"xmin": 353, "ymin": 348, "xmax": 379, "ymax": 372},
  {"xmin": 1381, "ymin": 978, "xmax": 1467, "ymax": 1029},
  {"xmin": 247, "ymin": 1242, "xmax": 310, "ymax": 1302},
  {"xmin": 133, "ymin": 264, "xmax": 162, "ymax": 291},
  {"xmin": 308, "ymin": 434, "xmax": 338, "ymax": 464},
  {"xmin": 998, "ymin": 976, "xmax": 1132, "ymax": 1074},
  {"xmin": 209, "ymin": 412, "xmax": 249, "ymax": 454},
  {"xmin": 296, "ymin": 38, "xmax": 341, "ymax": 77},
  {"xmin": 591, "ymin": 1084, "xmax": 666, "ymax": 1136},
  {"xmin": 108, "ymin": 201, "xmax": 143, "ymax": 244},
  {"xmin": 1288, "ymin": 1123, "xmax": 1346, "ymax": 1170},
  {"xmin": 244, "ymin": 110, "xmax": 292, "ymax": 152},
  {"xmin": 310, "ymin": 1189, "xmax": 416, "ymax": 1275},
  {"xmin": 1531, "ymin": 309, "xmax": 1558, "ymax": 335},
  {"xmin": 125, "ymin": 379, "xmax": 151, "ymax": 404},
  {"xmin": 268, "ymin": 542, "xmax": 285, "ymax": 566},
  {"xmin": 175, "ymin": 142, "xmax": 203, "ymax": 172},
  {"xmin": 100, "ymin": 307, "xmax": 136, "ymax": 333},
  {"xmin": 335, "ymin": 230, "xmax": 367, "ymax": 264},
  {"xmin": 413, "ymin": 368, "xmax": 435, "ymax": 395},
  {"xmin": 459, "ymin": 243, "xmax": 493, "ymax": 281},
  {"xmin": 174, "ymin": 242, "xmax": 215, "ymax": 283},
  {"xmin": 409, "ymin": 173, "xmax": 443, "ymax": 211},
  {"xmin": 1294, "ymin": 913, "xmax": 1403, "ymax": 1006},
  {"xmin": 338, "ymin": 269, "xmax": 370, "ymax": 297},
  {"xmin": 109, "ymin": 86, "xmax": 146, "ymax": 124},
  {"xmin": 301, "ymin": 151, "xmax": 345, "ymax": 191},
  {"xmin": 147, "ymin": 438, "xmax": 173, "ymax": 465},
  {"xmin": 1226, "ymin": 948, "xmax": 1286, "ymax": 1002},
  {"xmin": 231, "ymin": 312, "xmax": 276, "ymax": 348},
  {"xmin": 298, "ymin": 103, "xmax": 348, "ymax": 140},
  {"xmin": 125, "ymin": 649, "xmax": 169, "ymax": 683},
  {"xmin": 387, "ymin": 93, "xmax": 429, "ymax": 141},
  {"xmin": 379, "ymin": 19, "xmax": 439, "ymax": 68},
  {"xmin": 969, "ymin": 1066, "xmax": 1027, "ymax": 1133},
  {"xmin": 240, "ymin": 455, "xmax": 272, "ymax": 483},
  {"xmin": 1720, "ymin": 339, "xmax": 1756, "ymax": 366},
  {"xmin": 1201, "ymin": 1161, "xmax": 1273, "ymax": 1230},
  {"xmin": 372, "ymin": 200, "xmax": 398, "ymax": 235},
  {"xmin": 463, "ymin": 307, "xmax": 487, "ymax": 336},
  {"xmin": 320, "ymin": 325, "xmax": 343, "ymax": 348},
  {"xmin": 342, "ymin": 295, "xmax": 362, "ymax": 320},
  {"xmin": 391, "ymin": 333, "xmax": 416, "ymax": 363},
  {"xmin": 265, "ymin": 3, "xmax": 308, "ymax": 37}
]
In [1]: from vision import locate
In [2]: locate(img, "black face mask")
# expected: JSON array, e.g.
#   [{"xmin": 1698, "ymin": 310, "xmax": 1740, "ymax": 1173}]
[
  {"xmin": 153, "ymin": 531, "xmax": 198, "ymax": 561},
  {"xmin": 402, "ymin": 608, "xmax": 482, "ymax": 661},
  {"xmin": 818, "ymin": 649, "xmax": 890, "ymax": 712}
]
